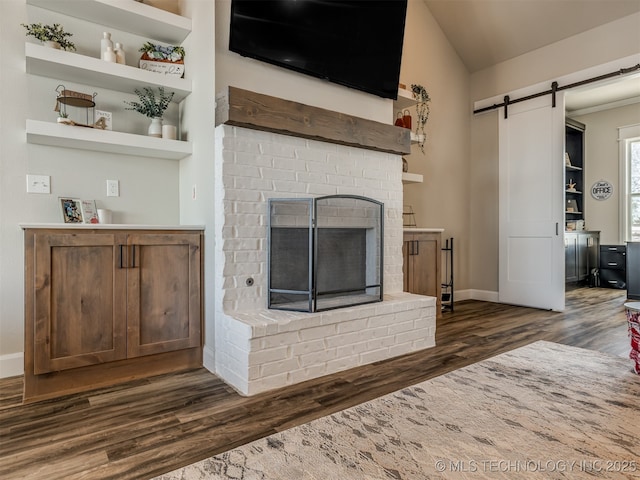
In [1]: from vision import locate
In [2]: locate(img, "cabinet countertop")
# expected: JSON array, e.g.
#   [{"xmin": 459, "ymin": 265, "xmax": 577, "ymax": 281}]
[
  {"xmin": 404, "ymin": 227, "xmax": 445, "ymax": 233},
  {"xmin": 20, "ymin": 223, "xmax": 205, "ymax": 231}
]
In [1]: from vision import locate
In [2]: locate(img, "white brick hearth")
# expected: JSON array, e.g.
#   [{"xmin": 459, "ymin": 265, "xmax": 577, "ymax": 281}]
[{"xmin": 212, "ymin": 124, "xmax": 436, "ymax": 395}]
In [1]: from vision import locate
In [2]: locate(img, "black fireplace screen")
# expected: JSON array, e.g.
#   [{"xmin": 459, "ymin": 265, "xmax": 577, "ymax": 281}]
[{"xmin": 268, "ymin": 195, "xmax": 383, "ymax": 312}]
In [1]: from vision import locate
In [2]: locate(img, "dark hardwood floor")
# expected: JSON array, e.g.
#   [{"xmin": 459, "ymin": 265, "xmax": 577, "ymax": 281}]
[{"xmin": 0, "ymin": 287, "xmax": 633, "ymax": 479}]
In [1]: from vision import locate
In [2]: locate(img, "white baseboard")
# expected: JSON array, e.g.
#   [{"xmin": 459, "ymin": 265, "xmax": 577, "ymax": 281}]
[
  {"xmin": 203, "ymin": 344, "xmax": 216, "ymax": 374},
  {"xmin": 0, "ymin": 352, "xmax": 24, "ymax": 378},
  {"xmin": 454, "ymin": 289, "xmax": 499, "ymax": 303}
]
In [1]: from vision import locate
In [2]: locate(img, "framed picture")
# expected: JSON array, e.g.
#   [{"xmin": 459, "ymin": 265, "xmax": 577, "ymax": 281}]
[
  {"xmin": 564, "ymin": 152, "xmax": 572, "ymax": 166},
  {"xmin": 81, "ymin": 200, "xmax": 99, "ymax": 224},
  {"xmin": 59, "ymin": 198, "xmax": 83, "ymax": 223}
]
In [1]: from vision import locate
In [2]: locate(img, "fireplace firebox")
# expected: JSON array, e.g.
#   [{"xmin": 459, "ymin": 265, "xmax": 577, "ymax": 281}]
[{"xmin": 268, "ymin": 195, "xmax": 383, "ymax": 312}]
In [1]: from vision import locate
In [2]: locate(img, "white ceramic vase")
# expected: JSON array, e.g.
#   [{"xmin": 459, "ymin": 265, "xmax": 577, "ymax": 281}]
[{"xmin": 148, "ymin": 117, "xmax": 163, "ymax": 137}]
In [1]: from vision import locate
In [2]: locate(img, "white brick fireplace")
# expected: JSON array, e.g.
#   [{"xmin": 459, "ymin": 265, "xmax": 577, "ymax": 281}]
[{"xmin": 211, "ymin": 93, "xmax": 436, "ymax": 396}]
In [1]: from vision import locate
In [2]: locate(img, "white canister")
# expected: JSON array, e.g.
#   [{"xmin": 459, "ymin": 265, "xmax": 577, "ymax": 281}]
[
  {"xmin": 114, "ymin": 42, "xmax": 126, "ymax": 65},
  {"xmin": 162, "ymin": 124, "xmax": 177, "ymax": 140},
  {"xmin": 101, "ymin": 32, "xmax": 113, "ymax": 60},
  {"xmin": 97, "ymin": 209, "xmax": 113, "ymax": 224}
]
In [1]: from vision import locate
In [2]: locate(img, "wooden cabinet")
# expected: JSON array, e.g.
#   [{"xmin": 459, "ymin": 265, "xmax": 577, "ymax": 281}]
[
  {"xmin": 24, "ymin": 227, "xmax": 202, "ymax": 402},
  {"xmin": 403, "ymin": 230, "xmax": 442, "ymax": 316},
  {"xmin": 565, "ymin": 231, "xmax": 599, "ymax": 284}
]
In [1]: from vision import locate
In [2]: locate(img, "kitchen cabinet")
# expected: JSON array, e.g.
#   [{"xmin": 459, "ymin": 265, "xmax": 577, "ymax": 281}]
[
  {"xmin": 403, "ymin": 230, "xmax": 442, "ymax": 317},
  {"xmin": 627, "ymin": 242, "xmax": 640, "ymax": 299},
  {"xmin": 23, "ymin": 227, "xmax": 203, "ymax": 403},
  {"xmin": 599, "ymin": 244, "xmax": 627, "ymax": 289},
  {"xmin": 565, "ymin": 231, "xmax": 599, "ymax": 284}
]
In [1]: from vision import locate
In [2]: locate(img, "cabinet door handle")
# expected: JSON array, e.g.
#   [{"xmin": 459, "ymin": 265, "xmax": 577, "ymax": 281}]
[
  {"xmin": 119, "ymin": 245, "xmax": 125, "ymax": 268},
  {"xmin": 414, "ymin": 240, "xmax": 419, "ymax": 256},
  {"xmin": 608, "ymin": 262, "xmax": 618, "ymax": 266},
  {"xmin": 132, "ymin": 245, "xmax": 138, "ymax": 268}
]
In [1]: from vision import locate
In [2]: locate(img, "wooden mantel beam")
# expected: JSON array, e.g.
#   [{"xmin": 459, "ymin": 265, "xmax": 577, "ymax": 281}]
[{"xmin": 216, "ymin": 86, "xmax": 411, "ymax": 155}]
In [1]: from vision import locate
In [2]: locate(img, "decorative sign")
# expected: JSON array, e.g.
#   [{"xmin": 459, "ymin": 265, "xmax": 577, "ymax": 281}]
[
  {"xmin": 139, "ymin": 60, "xmax": 185, "ymax": 77},
  {"xmin": 95, "ymin": 110, "xmax": 112, "ymax": 130},
  {"xmin": 591, "ymin": 180, "xmax": 613, "ymax": 201}
]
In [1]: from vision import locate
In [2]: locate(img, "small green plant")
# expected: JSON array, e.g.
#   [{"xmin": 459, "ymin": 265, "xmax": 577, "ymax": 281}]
[
  {"xmin": 21, "ymin": 23, "xmax": 76, "ymax": 51},
  {"xmin": 139, "ymin": 41, "xmax": 185, "ymax": 62},
  {"xmin": 411, "ymin": 84, "xmax": 431, "ymax": 154},
  {"xmin": 58, "ymin": 111, "xmax": 69, "ymax": 118},
  {"xmin": 124, "ymin": 86, "xmax": 174, "ymax": 118}
]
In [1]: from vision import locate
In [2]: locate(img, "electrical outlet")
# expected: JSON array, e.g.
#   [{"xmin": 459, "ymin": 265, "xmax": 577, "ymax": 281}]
[
  {"xmin": 26, "ymin": 174, "xmax": 50, "ymax": 194},
  {"xmin": 106, "ymin": 179, "xmax": 119, "ymax": 197}
]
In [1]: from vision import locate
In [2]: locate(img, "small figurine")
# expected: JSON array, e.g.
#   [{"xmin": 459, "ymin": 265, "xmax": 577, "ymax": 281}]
[{"xmin": 567, "ymin": 179, "xmax": 577, "ymax": 192}]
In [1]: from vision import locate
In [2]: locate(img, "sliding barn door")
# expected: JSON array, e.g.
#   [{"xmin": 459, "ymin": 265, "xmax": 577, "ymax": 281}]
[{"xmin": 498, "ymin": 94, "xmax": 565, "ymax": 311}]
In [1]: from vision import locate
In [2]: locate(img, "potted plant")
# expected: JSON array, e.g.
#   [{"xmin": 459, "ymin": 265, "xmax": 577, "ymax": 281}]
[
  {"xmin": 411, "ymin": 84, "xmax": 431, "ymax": 154},
  {"xmin": 124, "ymin": 86, "xmax": 175, "ymax": 137},
  {"xmin": 57, "ymin": 111, "xmax": 71, "ymax": 125},
  {"xmin": 21, "ymin": 23, "xmax": 76, "ymax": 51}
]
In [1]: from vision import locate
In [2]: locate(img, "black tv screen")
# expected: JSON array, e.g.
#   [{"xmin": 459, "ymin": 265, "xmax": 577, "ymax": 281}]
[{"xmin": 229, "ymin": 0, "xmax": 408, "ymax": 100}]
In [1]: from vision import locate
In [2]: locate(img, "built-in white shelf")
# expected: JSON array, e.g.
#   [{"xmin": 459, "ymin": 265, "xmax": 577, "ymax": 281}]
[
  {"xmin": 566, "ymin": 165, "xmax": 583, "ymax": 171},
  {"xmin": 402, "ymin": 172, "xmax": 423, "ymax": 184},
  {"xmin": 26, "ymin": 119, "xmax": 192, "ymax": 160},
  {"xmin": 410, "ymin": 132, "xmax": 425, "ymax": 144},
  {"xmin": 394, "ymin": 88, "xmax": 417, "ymax": 110},
  {"xmin": 26, "ymin": 0, "xmax": 191, "ymax": 44},
  {"xmin": 565, "ymin": 190, "xmax": 583, "ymax": 194},
  {"xmin": 26, "ymin": 43, "xmax": 191, "ymax": 102}
]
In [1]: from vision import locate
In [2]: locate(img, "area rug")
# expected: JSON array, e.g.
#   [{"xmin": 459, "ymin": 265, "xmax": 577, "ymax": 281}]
[{"xmin": 154, "ymin": 341, "xmax": 639, "ymax": 479}]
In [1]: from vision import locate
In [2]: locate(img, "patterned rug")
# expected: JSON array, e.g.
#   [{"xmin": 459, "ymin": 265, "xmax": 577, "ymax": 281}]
[{"xmin": 154, "ymin": 341, "xmax": 640, "ymax": 479}]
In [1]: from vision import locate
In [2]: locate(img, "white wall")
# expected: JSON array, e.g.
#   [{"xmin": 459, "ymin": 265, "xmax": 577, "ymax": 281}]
[
  {"xmin": 573, "ymin": 103, "xmax": 640, "ymax": 245},
  {"xmin": 469, "ymin": 13, "xmax": 640, "ymax": 293},
  {"xmin": 178, "ymin": 0, "xmax": 217, "ymax": 373},
  {"xmin": 400, "ymin": 0, "xmax": 471, "ymax": 293}
]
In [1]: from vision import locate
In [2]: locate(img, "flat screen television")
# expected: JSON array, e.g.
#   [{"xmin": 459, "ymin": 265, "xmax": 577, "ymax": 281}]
[{"xmin": 229, "ymin": 0, "xmax": 408, "ymax": 100}]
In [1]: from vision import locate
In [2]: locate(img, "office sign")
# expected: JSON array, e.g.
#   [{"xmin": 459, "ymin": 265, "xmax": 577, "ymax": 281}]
[{"xmin": 591, "ymin": 180, "xmax": 613, "ymax": 201}]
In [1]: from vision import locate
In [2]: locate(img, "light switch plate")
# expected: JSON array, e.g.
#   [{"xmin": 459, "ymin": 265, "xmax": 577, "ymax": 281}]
[{"xmin": 26, "ymin": 174, "xmax": 50, "ymax": 194}]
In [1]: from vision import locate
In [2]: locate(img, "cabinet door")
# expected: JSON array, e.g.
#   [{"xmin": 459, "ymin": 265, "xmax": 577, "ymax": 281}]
[
  {"xmin": 627, "ymin": 243, "xmax": 640, "ymax": 299},
  {"xmin": 126, "ymin": 233, "xmax": 202, "ymax": 357},
  {"xmin": 403, "ymin": 233, "xmax": 441, "ymax": 313},
  {"xmin": 565, "ymin": 233, "xmax": 578, "ymax": 282},
  {"xmin": 33, "ymin": 232, "xmax": 127, "ymax": 374},
  {"xmin": 577, "ymin": 233, "xmax": 589, "ymax": 280}
]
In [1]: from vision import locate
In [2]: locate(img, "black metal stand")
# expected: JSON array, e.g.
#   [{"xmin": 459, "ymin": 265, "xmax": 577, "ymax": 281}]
[{"xmin": 441, "ymin": 237, "xmax": 454, "ymax": 313}]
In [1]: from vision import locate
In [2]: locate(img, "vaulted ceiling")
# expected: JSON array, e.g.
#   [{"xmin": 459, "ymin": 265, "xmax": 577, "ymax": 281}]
[{"xmin": 423, "ymin": 0, "xmax": 640, "ymax": 112}]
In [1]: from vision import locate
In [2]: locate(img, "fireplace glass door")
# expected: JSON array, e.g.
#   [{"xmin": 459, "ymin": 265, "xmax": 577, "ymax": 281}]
[{"xmin": 268, "ymin": 195, "xmax": 383, "ymax": 312}]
